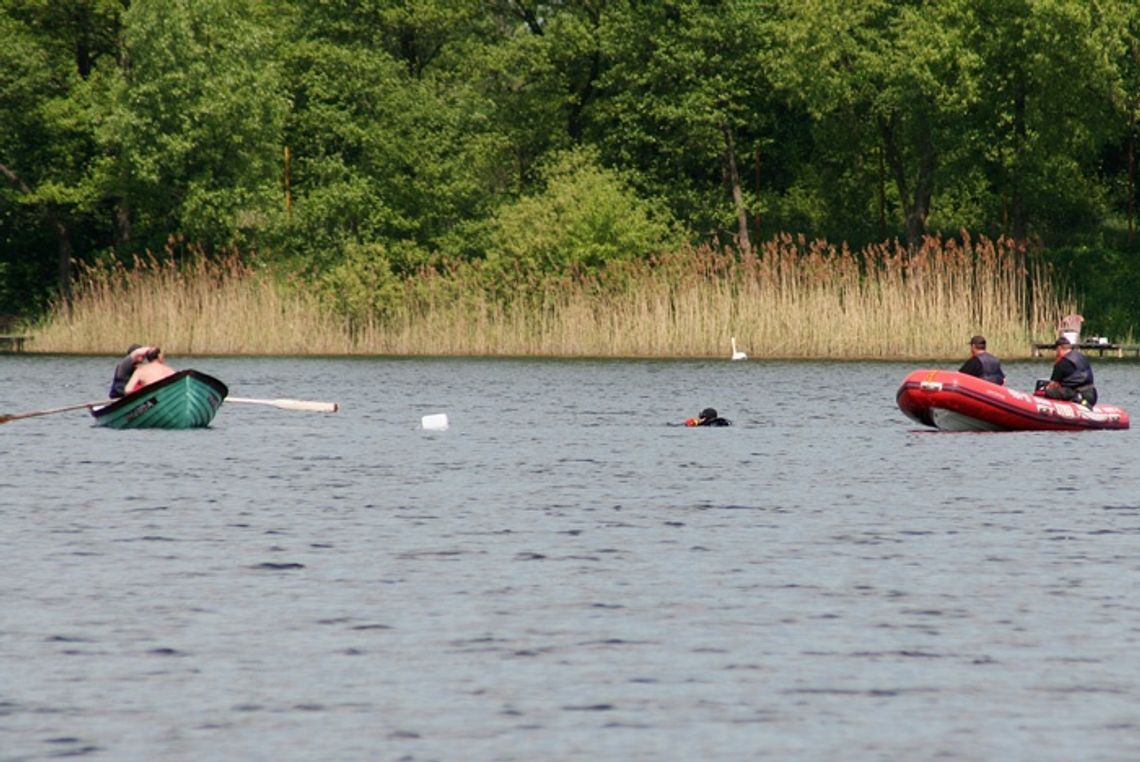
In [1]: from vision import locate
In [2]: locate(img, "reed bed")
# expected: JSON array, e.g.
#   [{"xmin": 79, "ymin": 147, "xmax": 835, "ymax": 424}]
[
  {"xmin": 32, "ymin": 255, "xmax": 356, "ymax": 355},
  {"xmin": 30, "ymin": 233, "xmax": 1070, "ymax": 359}
]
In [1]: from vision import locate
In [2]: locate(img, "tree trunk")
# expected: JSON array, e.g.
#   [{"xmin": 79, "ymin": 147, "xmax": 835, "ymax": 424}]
[
  {"xmin": 283, "ymin": 145, "xmax": 293, "ymax": 215},
  {"xmin": 878, "ymin": 145, "xmax": 886, "ymax": 240},
  {"xmin": 565, "ymin": 48, "xmax": 600, "ymax": 142},
  {"xmin": 563, "ymin": 4, "xmax": 603, "ymax": 143},
  {"xmin": 1128, "ymin": 130, "xmax": 1135, "ymax": 244},
  {"xmin": 879, "ymin": 115, "xmax": 935, "ymax": 248},
  {"xmin": 55, "ymin": 221, "xmax": 73, "ymax": 298},
  {"xmin": 910, "ymin": 144, "xmax": 936, "ymax": 246},
  {"xmin": 721, "ymin": 120, "xmax": 751, "ymax": 255},
  {"xmin": 1010, "ymin": 80, "xmax": 1028, "ymax": 242},
  {"xmin": 76, "ymin": 36, "xmax": 92, "ymax": 78},
  {"xmin": 753, "ymin": 144, "xmax": 762, "ymax": 243},
  {"xmin": 114, "ymin": 198, "xmax": 131, "ymax": 249}
]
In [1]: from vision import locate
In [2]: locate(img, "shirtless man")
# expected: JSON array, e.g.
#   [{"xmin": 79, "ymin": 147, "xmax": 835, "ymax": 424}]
[
  {"xmin": 124, "ymin": 348, "xmax": 176, "ymax": 394},
  {"xmin": 109, "ymin": 344, "xmax": 154, "ymax": 398}
]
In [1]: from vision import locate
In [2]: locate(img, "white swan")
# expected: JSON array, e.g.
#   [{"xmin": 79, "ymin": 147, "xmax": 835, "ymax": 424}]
[{"xmin": 731, "ymin": 337, "xmax": 747, "ymax": 361}]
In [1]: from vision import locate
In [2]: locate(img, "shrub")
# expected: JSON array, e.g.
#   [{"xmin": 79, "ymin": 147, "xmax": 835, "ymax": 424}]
[
  {"xmin": 485, "ymin": 146, "xmax": 686, "ymax": 278},
  {"xmin": 316, "ymin": 242, "xmax": 404, "ymax": 326}
]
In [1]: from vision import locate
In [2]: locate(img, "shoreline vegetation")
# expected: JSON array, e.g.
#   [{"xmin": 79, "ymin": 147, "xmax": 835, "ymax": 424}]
[
  {"xmin": 28, "ymin": 234, "xmax": 1073, "ymax": 361},
  {"xmin": 7, "ymin": 3, "xmax": 1140, "ymax": 344}
]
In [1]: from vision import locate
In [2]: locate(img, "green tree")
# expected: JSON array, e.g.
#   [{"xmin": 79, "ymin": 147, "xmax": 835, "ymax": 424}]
[
  {"xmin": 0, "ymin": 0, "xmax": 123, "ymax": 305},
  {"xmin": 1103, "ymin": 0, "xmax": 1140, "ymax": 242},
  {"xmin": 94, "ymin": 0, "xmax": 288, "ymax": 255},
  {"xmin": 271, "ymin": 0, "xmax": 521, "ymax": 271},
  {"xmin": 773, "ymin": 0, "xmax": 983, "ymax": 247},
  {"xmin": 486, "ymin": 145, "xmax": 684, "ymax": 276},
  {"xmin": 962, "ymin": 0, "xmax": 1124, "ymax": 241},
  {"xmin": 593, "ymin": 0, "xmax": 785, "ymax": 251}
]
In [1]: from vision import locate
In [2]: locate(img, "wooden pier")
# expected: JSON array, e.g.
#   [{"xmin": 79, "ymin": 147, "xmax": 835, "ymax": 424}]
[
  {"xmin": 0, "ymin": 335, "xmax": 31, "ymax": 352},
  {"xmin": 1031, "ymin": 341, "xmax": 1140, "ymax": 359}
]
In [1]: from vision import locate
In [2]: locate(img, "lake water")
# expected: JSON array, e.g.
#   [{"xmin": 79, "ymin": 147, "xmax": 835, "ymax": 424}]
[{"xmin": 2, "ymin": 355, "xmax": 1139, "ymax": 761}]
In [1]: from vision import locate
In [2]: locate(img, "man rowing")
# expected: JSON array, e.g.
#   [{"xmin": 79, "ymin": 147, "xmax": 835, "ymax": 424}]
[
  {"xmin": 124, "ymin": 347, "xmax": 176, "ymax": 394},
  {"xmin": 109, "ymin": 344, "xmax": 154, "ymax": 398}
]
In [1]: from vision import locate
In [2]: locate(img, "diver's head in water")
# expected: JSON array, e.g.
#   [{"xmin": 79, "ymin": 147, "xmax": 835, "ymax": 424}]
[{"xmin": 685, "ymin": 407, "xmax": 730, "ymax": 426}]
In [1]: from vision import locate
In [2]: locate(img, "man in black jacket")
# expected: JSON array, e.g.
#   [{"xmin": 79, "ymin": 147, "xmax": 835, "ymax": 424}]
[
  {"xmin": 1044, "ymin": 336, "xmax": 1097, "ymax": 407},
  {"xmin": 959, "ymin": 335, "xmax": 1005, "ymax": 385}
]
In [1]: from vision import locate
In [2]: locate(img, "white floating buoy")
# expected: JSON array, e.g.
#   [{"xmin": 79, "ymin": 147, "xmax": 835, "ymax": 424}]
[
  {"xmin": 731, "ymin": 337, "xmax": 747, "ymax": 361},
  {"xmin": 421, "ymin": 413, "xmax": 449, "ymax": 431}
]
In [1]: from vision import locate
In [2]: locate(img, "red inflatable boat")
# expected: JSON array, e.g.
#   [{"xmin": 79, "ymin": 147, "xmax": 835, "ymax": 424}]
[{"xmin": 896, "ymin": 370, "xmax": 1130, "ymax": 432}]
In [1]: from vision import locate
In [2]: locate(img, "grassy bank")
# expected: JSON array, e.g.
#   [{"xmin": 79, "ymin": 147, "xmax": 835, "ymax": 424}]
[{"xmin": 29, "ymin": 234, "xmax": 1070, "ymax": 360}]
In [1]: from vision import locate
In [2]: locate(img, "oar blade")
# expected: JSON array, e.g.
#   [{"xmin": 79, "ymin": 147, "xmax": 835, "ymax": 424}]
[
  {"xmin": 226, "ymin": 397, "xmax": 339, "ymax": 413},
  {"xmin": 269, "ymin": 399, "xmax": 338, "ymax": 413}
]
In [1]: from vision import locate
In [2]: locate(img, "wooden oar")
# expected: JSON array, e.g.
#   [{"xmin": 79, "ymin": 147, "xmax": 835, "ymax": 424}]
[
  {"xmin": 0, "ymin": 400, "xmax": 110, "ymax": 424},
  {"xmin": 226, "ymin": 397, "xmax": 339, "ymax": 413}
]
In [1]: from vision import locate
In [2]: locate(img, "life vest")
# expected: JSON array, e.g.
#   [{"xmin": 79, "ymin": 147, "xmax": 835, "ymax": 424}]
[
  {"xmin": 977, "ymin": 352, "xmax": 1005, "ymax": 385},
  {"xmin": 1057, "ymin": 350, "xmax": 1094, "ymax": 388}
]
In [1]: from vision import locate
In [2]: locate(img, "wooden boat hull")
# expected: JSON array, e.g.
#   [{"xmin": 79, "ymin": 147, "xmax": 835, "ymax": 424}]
[
  {"xmin": 896, "ymin": 369, "xmax": 1129, "ymax": 432},
  {"xmin": 91, "ymin": 370, "xmax": 228, "ymax": 429}
]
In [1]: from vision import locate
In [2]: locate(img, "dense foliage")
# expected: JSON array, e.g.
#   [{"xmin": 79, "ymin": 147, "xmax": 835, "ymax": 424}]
[{"xmin": 2, "ymin": 0, "xmax": 1139, "ymax": 333}]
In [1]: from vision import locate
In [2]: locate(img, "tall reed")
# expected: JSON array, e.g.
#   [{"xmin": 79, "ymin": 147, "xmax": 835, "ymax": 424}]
[
  {"xmin": 30, "ymin": 234, "xmax": 1070, "ymax": 359},
  {"xmin": 32, "ymin": 254, "xmax": 356, "ymax": 355}
]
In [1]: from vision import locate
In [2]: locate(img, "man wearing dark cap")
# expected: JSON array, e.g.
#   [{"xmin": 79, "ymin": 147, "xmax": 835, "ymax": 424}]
[
  {"xmin": 959, "ymin": 335, "xmax": 1005, "ymax": 385},
  {"xmin": 1044, "ymin": 335, "xmax": 1097, "ymax": 407},
  {"xmin": 108, "ymin": 344, "xmax": 153, "ymax": 398}
]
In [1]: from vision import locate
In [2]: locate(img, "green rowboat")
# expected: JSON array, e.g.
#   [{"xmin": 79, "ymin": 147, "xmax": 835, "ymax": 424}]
[{"xmin": 91, "ymin": 370, "xmax": 228, "ymax": 429}]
